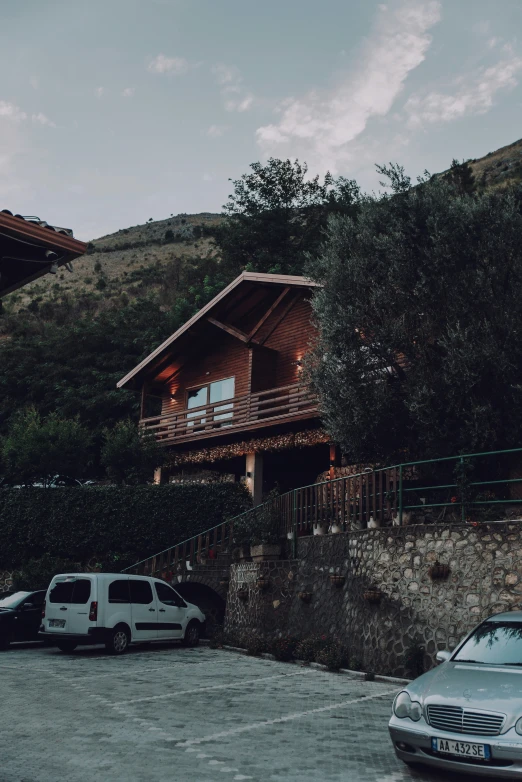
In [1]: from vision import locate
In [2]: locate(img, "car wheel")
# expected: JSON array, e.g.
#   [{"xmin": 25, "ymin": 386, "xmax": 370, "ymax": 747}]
[
  {"xmin": 105, "ymin": 626, "xmax": 130, "ymax": 655},
  {"xmin": 57, "ymin": 642, "xmax": 78, "ymax": 653},
  {"xmin": 182, "ymin": 620, "xmax": 201, "ymax": 647}
]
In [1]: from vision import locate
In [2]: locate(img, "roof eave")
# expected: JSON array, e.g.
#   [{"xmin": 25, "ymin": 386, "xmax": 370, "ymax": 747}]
[{"xmin": 117, "ymin": 271, "xmax": 318, "ymax": 390}]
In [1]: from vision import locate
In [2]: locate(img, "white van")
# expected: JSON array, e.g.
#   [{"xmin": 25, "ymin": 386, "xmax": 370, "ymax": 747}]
[{"xmin": 39, "ymin": 573, "xmax": 206, "ymax": 655}]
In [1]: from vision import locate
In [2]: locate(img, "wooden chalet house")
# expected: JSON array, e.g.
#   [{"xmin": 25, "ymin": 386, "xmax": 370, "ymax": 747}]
[{"xmin": 118, "ymin": 272, "xmax": 334, "ymax": 503}]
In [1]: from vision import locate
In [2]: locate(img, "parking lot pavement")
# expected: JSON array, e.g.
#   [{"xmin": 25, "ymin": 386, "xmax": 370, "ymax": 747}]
[{"xmin": 1, "ymin": 643, "xmax": 473, "ymax": 782}]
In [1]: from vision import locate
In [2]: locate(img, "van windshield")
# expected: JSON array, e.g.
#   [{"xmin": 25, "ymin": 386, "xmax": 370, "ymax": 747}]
[{"xmin": 49, "ymin": 579, "xmax": 91, "ymax": 604}]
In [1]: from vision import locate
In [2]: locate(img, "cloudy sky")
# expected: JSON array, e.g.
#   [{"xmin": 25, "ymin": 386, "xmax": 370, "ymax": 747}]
[{"xmin": 2, "ymin": 0, "xmax": 522, "ymax": 240}]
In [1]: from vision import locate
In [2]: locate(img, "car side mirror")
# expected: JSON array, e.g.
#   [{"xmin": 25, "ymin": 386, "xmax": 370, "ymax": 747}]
[
  {"xmin": 436, "ymin": 650, "xmax": 452, "ymax": 663},
  {"xmin": 22, "ymin": 603, "xmax": 34, "ymax": 610}
]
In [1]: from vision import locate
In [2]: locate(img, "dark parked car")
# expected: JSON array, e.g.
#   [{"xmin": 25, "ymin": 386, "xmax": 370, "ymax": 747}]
[{"xmin": 0, "ymin": 590, "xmax": 46, "ymax": 649}]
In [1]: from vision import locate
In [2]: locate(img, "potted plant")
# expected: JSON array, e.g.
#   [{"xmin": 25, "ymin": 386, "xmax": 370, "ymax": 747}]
[
  {"xmin": 237, "ymin": 586, "xmax": 248, "ymax": 601},
  {"xmin": 329, "ymin": 574, "xmax": 345, "ymax": 587},
  {"xmin": 363, "ymin": 588, "xmax": 383, "ymax": 604},
  {"xmin": 330, "ymin": 520, "xmax": 343, "ymax": 534},
  {"xmin": 298, "ymin": 590, "xmax": 312, "ymax": 603},
  {"xmin": 429, "ymin": 561, "xmax": 451, "ymax": 580},
  {"xmin": 313, "ymin": 522, "xmax": 327, "ymax": 536},
  {"xmin": 249, "ymin": 493, "xmax": 282, "ymax": 561}
]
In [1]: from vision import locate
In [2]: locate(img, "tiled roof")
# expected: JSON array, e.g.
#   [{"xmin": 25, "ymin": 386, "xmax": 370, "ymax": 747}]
[{"xmin": 1, "ymin": 209, "xmax": 74, "ymax": 237}]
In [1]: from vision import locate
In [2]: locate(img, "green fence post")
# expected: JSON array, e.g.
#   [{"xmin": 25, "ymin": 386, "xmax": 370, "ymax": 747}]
[
  {"xmin": 399, "ymin": 464, "xmax": 403, "ymax": 526},
  {"xmin": 292, "ymin": 489, "xmax": 297, "ymax": 559}
]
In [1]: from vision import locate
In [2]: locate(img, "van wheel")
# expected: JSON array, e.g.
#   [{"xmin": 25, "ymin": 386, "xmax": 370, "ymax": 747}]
[
  {"xmin": 106, "ymin": 626, "xmax": 130, "ymax": 655},
  {"xmin": 182, "ymin": 621, "xmax": 201, "ymax": 647},
  {"xmin": 57, "ymin": 642, "xmax": 77, "ymax": 653}
]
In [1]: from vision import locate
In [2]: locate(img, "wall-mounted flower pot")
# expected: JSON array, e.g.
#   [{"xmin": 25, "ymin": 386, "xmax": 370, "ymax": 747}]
[
  {"xmin": 237, "ymin": 587, "xmax": 248, "ymax": 601},
  {"xmin": 298, "ymin": 591, "xmax": 312, "ymax": 603},
  {"xmin": 363, "ymin": 589, "xmax": 383, "ymax": 604},
  {"xmin": 250, "ymin": 543, "xmax": 281, "ymax": 562},
  {"xmin": 256, "ymin": 577, "xmax": 270, "ymax": 591},
  {"xmin": 329, "ymin": 574, "xmax": 345, "ymax": 588},
  {"xmin": 429, "ymin": 562, "xmax": 451, "ymax": 580}
]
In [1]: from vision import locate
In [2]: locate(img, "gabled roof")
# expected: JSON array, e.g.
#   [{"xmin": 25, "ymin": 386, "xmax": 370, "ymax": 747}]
[
  {"xmin": 117, "ymin": 271, "xmax": 317, "ymax": 390},
  {"xmin": 0, "ymin": 209, "xmax": 87, "ymax": 297}
]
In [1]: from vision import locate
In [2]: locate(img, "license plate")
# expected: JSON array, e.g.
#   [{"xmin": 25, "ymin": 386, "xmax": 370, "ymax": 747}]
[
  {"xmin": 49, "ymin": 619, "xmax": 66, "ymax": 628},
  {"xmin": 432, "ymin": 737, "xmax": 490, "ymax": 760}
]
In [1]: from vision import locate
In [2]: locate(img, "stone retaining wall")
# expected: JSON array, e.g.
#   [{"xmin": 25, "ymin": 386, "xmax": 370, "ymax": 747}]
[
  {"xmin": 225, "ymin": 522, "xmax": 522, "ymax": 676},
  {"xmin": 0, "ymin": 570, "xmax": 15, "ymax": 593}
]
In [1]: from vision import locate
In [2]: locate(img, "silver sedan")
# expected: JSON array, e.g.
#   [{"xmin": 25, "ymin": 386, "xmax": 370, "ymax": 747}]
[{"xmin": 389, "ymin": 611, "xmax": 522, "ymax": 778}]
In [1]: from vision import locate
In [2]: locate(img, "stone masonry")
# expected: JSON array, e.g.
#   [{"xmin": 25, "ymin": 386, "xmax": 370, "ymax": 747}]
[{"xmin": 225, "ymin": 521, "xmax": 522, "ymax": 676}]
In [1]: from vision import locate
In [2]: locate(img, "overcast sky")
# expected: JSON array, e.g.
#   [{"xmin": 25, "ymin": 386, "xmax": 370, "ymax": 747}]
[{"xmin": 1, "ymin": 0, "xmax": 521, "ymax": 240}]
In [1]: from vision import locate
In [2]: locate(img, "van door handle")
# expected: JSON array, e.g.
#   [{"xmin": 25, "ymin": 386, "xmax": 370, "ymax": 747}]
[
  {"xmin": 60, "ymin": 607, "xmax": 67, "ymax": 611},
  {"xmin": 149, "ymin": 608, "xmax": 155, "ymax": 612},
  {"xmin": 159, "ymin": 609, "xmax": 166, "ymax": 612}
]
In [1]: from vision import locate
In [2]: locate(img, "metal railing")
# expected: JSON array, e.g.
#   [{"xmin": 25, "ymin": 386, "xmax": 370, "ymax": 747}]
[{"xmin": 124, "ymin": 446, "xmax": 522, "ymax": 577}]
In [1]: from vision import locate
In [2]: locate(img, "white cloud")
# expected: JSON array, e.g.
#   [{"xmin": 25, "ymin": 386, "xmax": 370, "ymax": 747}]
[
  {"xmin": 95, "ymin": 86, "xmax": 105, "ymax": 98},
  {"xmin": 206, "ymin": 124, "xmax": 227, "ymax": 137},
  {"xmin": 122, "ymin": 87, "xmax": 135, "ymax": 97},
  {"xmin": 256, "ymin": 0, "xmax": 441, "ymax": 172},
  {"xmin": 0, "ymin": 101, "xmax": 27, "ymax": 122},
  {"xmin": 212, "ymin": 62, "xmax": 254, "ymax": 112},
  {"xmin": 405, "ymin": 54, "xmax": 522, "ymax": 127},
  {"xmin": 32, "ymin": 112, "xmax": 56, "ymax": 127},
  {"xmin": 148, "ymin": 54, "xmax": 189, "ymax": 74}
]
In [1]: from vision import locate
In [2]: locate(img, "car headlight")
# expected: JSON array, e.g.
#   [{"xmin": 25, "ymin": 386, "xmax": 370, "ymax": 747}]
[
  {"xmin": 393, "ymin": 691, "xmax": 422, "ymax": 721},
  {"xmin": 515, "ymin": 718, "xmax": 522, "ymax": 736}
]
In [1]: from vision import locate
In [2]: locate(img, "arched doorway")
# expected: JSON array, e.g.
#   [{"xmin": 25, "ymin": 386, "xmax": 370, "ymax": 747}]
[{"xmin": 174, "ymin": 581, "xmax": 226, "ymax": 637}]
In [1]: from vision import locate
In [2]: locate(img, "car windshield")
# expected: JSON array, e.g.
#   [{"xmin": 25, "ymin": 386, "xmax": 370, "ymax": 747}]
[
  {"xmin": 0, "ymin": 591, "xmax": 30, "ymax": 608},
  {"xmin": 454, "ymin": 621, "xmax": 522, "ymax": 665}
]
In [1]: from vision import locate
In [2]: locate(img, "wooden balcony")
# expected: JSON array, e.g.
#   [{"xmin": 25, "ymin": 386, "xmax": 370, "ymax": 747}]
[{"xmin": 140, "ymin": 383, "xmax": 318, "ymax": 446}]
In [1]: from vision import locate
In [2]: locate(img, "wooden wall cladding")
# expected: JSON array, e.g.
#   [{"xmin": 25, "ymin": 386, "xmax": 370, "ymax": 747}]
[{"xmin": 162, "ymin": 333, "xmax": 250, "ymax": 415}]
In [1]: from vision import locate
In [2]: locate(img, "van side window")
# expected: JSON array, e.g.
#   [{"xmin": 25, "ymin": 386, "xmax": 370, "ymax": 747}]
[
  {"xmin": 49, "ymin": 579, "xmax": 91, "ymax": 604},
  {"xmin": 109, "ymin": 580, "xmax": 130, "ymax": 603},
  {"xmin": 155, "ymin": 581, "xmax": 185, "ymax": 607},
  {"xmin": 129, "ymin": 580, "xmax": 153, "ymax": 605}
]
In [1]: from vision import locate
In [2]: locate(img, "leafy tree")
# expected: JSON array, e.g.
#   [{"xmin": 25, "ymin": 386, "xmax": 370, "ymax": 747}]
[
  {"xmin": 443, "ymin": 158, "xmax": 476, "ymax": 195},
  {"xmin": 100, "ymin": 419, "xmax": 163, "ymax": 485},
  {"xmin": 215, "ymin": 158, "xmax": 360, "ymax": 276},
  {"xmin": 0, "ymin": 407, "xmax": 92, "ymax": 486},
  {"xmin": 307, "ymin": 166, "xmax": 522, "ymax": 462}
]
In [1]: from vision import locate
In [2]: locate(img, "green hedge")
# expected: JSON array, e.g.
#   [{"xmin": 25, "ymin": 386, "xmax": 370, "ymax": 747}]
[{"xmin": 0, "ymin": 484, "xmax": 251, "ymax": 571}]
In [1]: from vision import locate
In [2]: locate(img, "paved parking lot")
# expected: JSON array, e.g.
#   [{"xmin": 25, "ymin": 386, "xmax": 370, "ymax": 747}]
[{"xmin": 1, "ymin": 643, "xmax": 473, "ymax": 782}]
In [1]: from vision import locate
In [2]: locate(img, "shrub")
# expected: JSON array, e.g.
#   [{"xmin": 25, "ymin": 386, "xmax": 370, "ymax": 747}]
[
  {"xmin": 0, "ymin": 483, "xmax": 251, "ymax": 570},
  {"xmin": 404, "ymin": 643, "xmax": 425, "ymax": 677},
  {"xmin": 315, "ymin": 641, "xmax": 350, "ymax": 671},
  {"xmin": 12, "ymin": 554, "xmax": 79, "ymax": 591},
  {"xmin": 245, "ymin": 633, "xmax": 266, "ymax": 656},
  {"xmin": 270, "ymin": 636, "xmax": 299, "ymax": 661},
  {"xmin": 294, "ymin": 634, "xmax": 330, "ymax": 662}
]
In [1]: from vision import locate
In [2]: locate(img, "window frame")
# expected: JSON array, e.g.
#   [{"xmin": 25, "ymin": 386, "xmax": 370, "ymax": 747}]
[{"xmin": 185, "ymin": 376, "xmax": 235, "ymax": 410}]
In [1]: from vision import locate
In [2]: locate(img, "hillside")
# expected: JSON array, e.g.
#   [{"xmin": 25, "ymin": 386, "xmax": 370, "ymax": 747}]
[
  {"xmin": 5, "ymin": 138, "xmax": 522, "ymax": 317},
  {"xmin": 6, "ymin": 212, "xmax": 223, "ymax": 313},
  {"xmin": 468, "ymin": 137, "xmax": 522, "ymax": 190}
]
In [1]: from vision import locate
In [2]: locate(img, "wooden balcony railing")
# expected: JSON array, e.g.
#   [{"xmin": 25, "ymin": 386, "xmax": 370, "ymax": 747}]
[{"xmin": 140, "ymin": 383, "xmax": 318, "ymax": 445}]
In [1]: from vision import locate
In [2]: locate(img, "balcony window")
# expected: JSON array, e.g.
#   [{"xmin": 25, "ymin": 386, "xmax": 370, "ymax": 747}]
[{"xmin": 186, "ymin": 377, "xmax": 235, "ymax": 427}]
